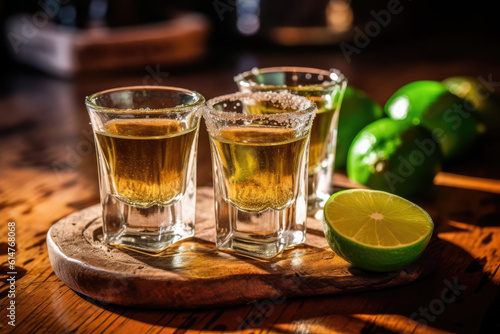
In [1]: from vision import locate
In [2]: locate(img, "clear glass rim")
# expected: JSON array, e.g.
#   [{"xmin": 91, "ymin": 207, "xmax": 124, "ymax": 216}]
[
  {"xmin": 234, "ymin": 66, "xmax": 346, "ymax": 88},
  {"xmin": 85, "ymin": 85, "xmax": 205, "ymax": 114},
  {"xmin": 204, "ymin": 91, "xmax": 317, "ymax": 122}
]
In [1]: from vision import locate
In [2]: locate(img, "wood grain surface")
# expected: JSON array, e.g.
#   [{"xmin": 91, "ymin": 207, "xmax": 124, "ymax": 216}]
[
  {"xmin": 1, "ymin": 44, "xmax": 500, "ymax": 333},
  {"xmin": 46, "ymin": 188, "xmax": 440, "ymax": 309}
]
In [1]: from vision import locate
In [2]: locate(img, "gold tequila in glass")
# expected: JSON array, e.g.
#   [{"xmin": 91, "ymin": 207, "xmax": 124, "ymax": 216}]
[
  {"xmin": 86, "ymin": 86, "xmax": 204, "ymax": 252},
  {"xmin": 235, "ymin": 67, "xmax": 347, "ymax": 214},
  {"xmin": 203, "ymin": 92, "xmax": 316, "ymax": 258}
]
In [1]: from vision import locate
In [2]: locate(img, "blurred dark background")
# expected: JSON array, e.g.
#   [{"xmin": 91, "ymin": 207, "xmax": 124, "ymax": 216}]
[
  {"xmin": 0, "ymin": 0, "xmax": 499, "ymax": 119},
  {"xmin": 1, "ymin": 0, "xmax": 499, "ymax": 80},
  {"xmin": 2, "ymin": 1, "xmax": 499, "ymax": 42}
]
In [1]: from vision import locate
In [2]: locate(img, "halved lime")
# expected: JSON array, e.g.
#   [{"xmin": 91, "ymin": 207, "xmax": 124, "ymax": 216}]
[{"xmin": 323, "ymin": 189, "xmax": 434, "ymax": 272}]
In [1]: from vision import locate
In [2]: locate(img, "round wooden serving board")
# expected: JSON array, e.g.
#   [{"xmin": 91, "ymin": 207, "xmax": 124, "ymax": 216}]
[{"xmin": 47, "ymin": 187, "xmax": 441, "ymax": 309}]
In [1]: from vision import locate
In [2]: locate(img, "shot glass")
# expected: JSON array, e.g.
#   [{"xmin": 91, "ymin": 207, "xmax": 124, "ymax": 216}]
[
  {"xmin": 86, "ymin": 86, "xmax": 204, "ymax": 252},
  {"xmin": 235, "ymin": 67, "xmax": 347, "ymax": 214},
  {"xmin": 203, "ymin": 92, "xmax": 316, "ymax": 259}
]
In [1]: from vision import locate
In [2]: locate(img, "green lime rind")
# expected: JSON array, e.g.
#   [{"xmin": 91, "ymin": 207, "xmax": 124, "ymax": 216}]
[
  {"xmin": 347, "ymin": 118, "xmax": 442, "ymax": 197},
  {"xmin": 385, "ymin": 81, "xmax": 449, "ymax": 122},
  {"xmin": 323, "ymin": 189, "xmax": 434, "ymax": 272},
  {"xmin": 335, "ymin": 86, "xmax": 384, "ymax": 169},
  {"xmin": 418, "ymin": 93, "xmax": 478, "ymax": 159},
  {"xmin": 443, "ymin": 76, "xmax": 499, "ymax": 133},
  {"xmin": 384, "ymin": 80, "xmax": 480, "ymax": 160},
  {"xmin": 324, "ymin": 222, "xmax": 432, "ymax": 272}
]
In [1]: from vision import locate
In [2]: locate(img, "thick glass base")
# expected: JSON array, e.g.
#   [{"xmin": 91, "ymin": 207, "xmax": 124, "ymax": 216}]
[
  {"xmin": 101, "ymin": 192, "xmax": 195, "ymax": 253},
  {"xmin": 215, "ymin": 200, "xmax": 307, "ymax": 259},
  {"xmin": 307, "ymin": 187, "xmax": 331, "ymax": 216},
  {"xmin": 307, "ymin": 154, "xmax": 335, "ymax": 214}
]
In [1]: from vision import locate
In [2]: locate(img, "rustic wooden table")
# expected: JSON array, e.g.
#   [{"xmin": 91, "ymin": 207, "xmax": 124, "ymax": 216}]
[{"xmin": 1, "ymin": 43, "xmax": 499, "ymax": 333}]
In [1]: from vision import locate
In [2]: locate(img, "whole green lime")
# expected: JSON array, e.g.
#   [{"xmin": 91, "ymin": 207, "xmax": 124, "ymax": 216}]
[
  {"xmin": 335, "ymin": 86, "xmax": 384, "ymax": 169},
  {"xmin": 443, "ymin": 76, "xmax": 498, "ymax": 133},
  {"xmin": 385, "ymin": 80, "xmax": 480, "ymax": 160},
  {"xmin": 347, "ymin": 118, "xmax": 442, "ymax": 197}
]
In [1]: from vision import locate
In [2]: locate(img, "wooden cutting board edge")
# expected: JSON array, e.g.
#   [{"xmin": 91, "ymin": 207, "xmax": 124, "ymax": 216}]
[{"xmin": 46, "ymin": 188, "xmax": 442, "ymax": 309}]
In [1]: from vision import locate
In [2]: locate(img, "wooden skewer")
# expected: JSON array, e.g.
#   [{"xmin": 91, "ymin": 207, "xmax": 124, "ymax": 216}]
[
  {"xmin": 334, "ymin": 172, "xmax": 500, "ymax": 194},
  {"xmin": 434, "ymin": 172, "xmax": 500, "ymax": 194}
]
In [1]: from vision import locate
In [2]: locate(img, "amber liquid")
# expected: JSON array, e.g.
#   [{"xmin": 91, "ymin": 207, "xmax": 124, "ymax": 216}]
[
  {"xmin": 95, "ymin": 119, "xmax": 197, "ymax": 207},
  {"xmin": 211, "ymin": 126, "xmax": 308, "ymax": 212},
  {"xmin": 308, "ymin": 103, "xmax": 335, "ymax": 173},
  {"xmin": 241, "ymin": 89, "xmax": 337, "ymax": 174}
]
